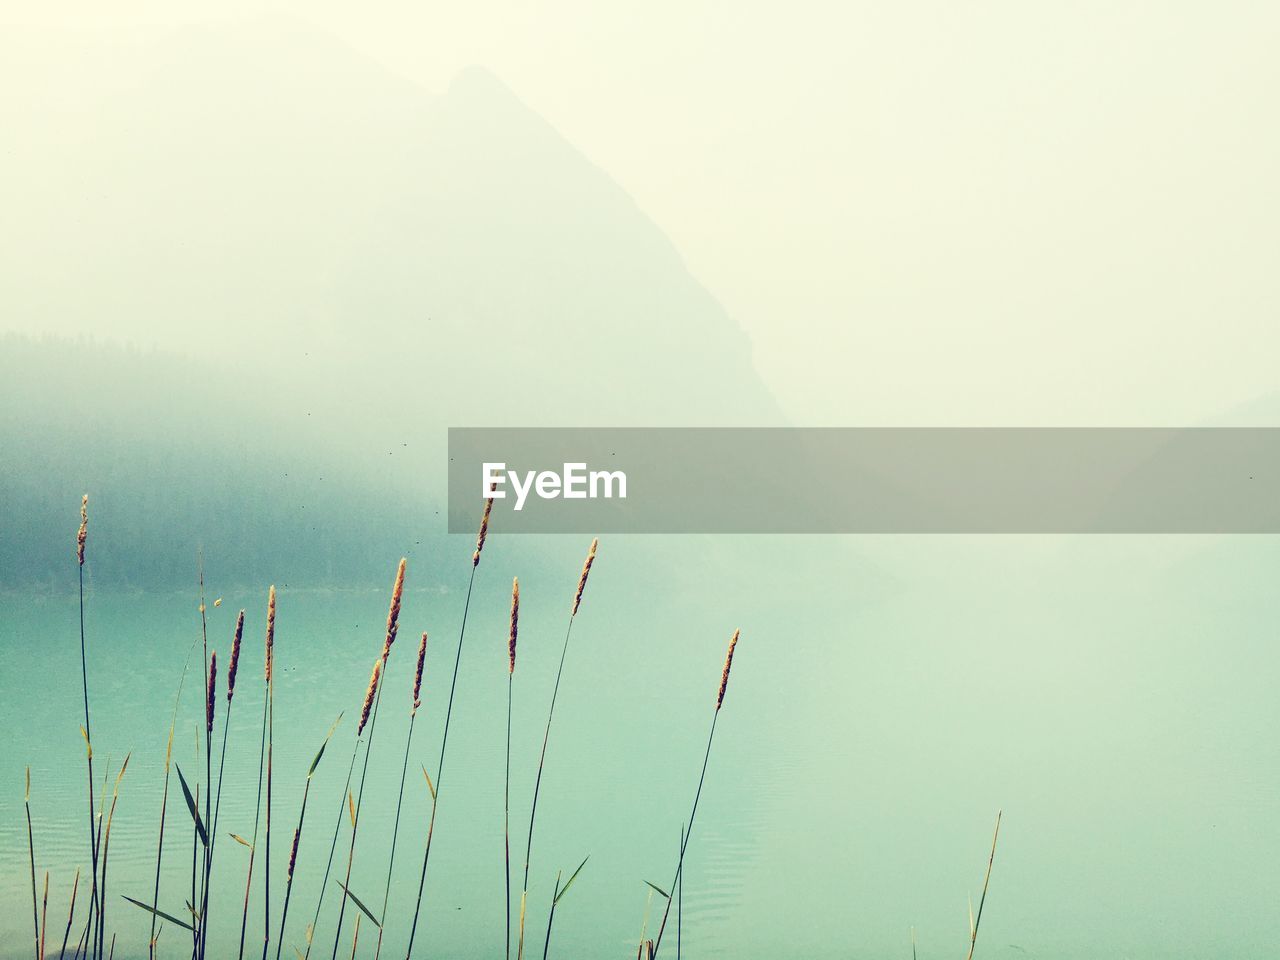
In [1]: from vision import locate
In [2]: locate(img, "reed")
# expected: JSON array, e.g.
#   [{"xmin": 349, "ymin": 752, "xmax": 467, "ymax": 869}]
[
  {"xmin": 404, "ymin": 494, "xmax": 495, "ymax": 959},
  {"xmin": 196, "ymin": 563, "xmax": 213, "ymax": 960},
  {"xmin": 964, "ymin": 811, "xmax": 1002, "ymax": 960},
  {"xmin": 142, "ymin": 629, "xmax": 202, "ymax": 960},
  {"xmin": 274, "ymin": 714, "xmax": 342, "ymax": 960},
  {"xmin": 27, "ymin": 767, "xmax": 39, "ymax": 960},
  {"xmin": 191, "ymin": 771, "xmax": 200, "ymax": 957},
  {"xmin": 75, "ymin": 496, "xmax": 102, "ymax": 960},
  {"xmin": 59, "ymin": 868, "xmax": 81, "ymax": 960},
  {"xmin": 97, "ymin": 754, "xmax": 130, "ymax": 959},
  {"xmin": 330, "ymin": 557, "xmax": 404, "ymax": 957},
  {"xmin": 372, "ymin": 630, "xmax": 428, "ymax": 960},
  {"xmin": 237, "ymin": 589, "xmax": 275, "ymax": 960},
  {"xmin": 262, "ymin": 586, "xmax": 277, "ymax": 960},
  {"xmin": 202, "ymin": 611, "xmax": 244, "ymax": 958},
  {"xmin": 38, "ymin": 870, "xmax": 48, "ymax": 960},
  {"xmin": 539, "ymin": 856, "xmax": 587, "ymax": 960},
  {"xmin": 505, "ymin": 578, "xmax": 519, "ymax": 960},
  {"xmin": 516, "ymin": 538, "xmax": 598, "ymax": 960},
  {"xmin": 195, "ymin": 643, "xmax": 218, "ymax": 960},
  {"xmin": 650, "ymin": 629, "xmax": 739, "ymax": 958},
  {"xmin": 676, "ymin": 826, "xmax": 683, "ymax": 960},
  {"xmin": 326, "ymin": 657, "xmax": 381, "ymax": 958}
]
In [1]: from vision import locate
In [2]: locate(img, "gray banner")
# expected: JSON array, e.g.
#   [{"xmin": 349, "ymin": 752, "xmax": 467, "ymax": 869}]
[{"xmin": 447, "ymin": 428, "xmax": 1280, "ymax": 533}]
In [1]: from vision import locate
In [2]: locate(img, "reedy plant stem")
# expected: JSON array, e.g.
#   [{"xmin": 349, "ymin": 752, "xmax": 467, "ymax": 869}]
[
  {"xmin": 26, "ymin": 768, "xmax": 38, "ymax": 960},
  {"xmin": 304, "ymin": 744, "xmax": 359, "ymax": 960},
  {"xmin": 262, "ymin": 670, "xmax": 272, "ymax": 960},
  {"xmin": 650, "ymin": 711, "xmax": 718, "ymax": 959},
  {"xmin": 275, "ymin": 717, "xmax": 339, "ymax": 960},
  {"xmin": 149, "ymin": 634, "xmax": 201, "ymax": 960},
  {"xmin": 60, "ymin": 868, "xmax": 81, "ymax": 960},
  {"xmin": 403, "ymin": 565, "xmax": 478, "ymax": 959},
  {"xmin": 330, "ymin": 689, "xmax": 383, "ymax": 959},
  {"xmin": 504, "ymin": 672, "xmax": 513, "ymax": 960},
  {"xmin": 98, "ymin": 755, "xmax": 129, "ymax": 960},
  {"xmin": 190, "ymin": 775, "xmax": 199, "ymax": 960},
  {"xmin": 77, "ymin": 561, "xmax": 101, "ymax": 960},
  {"xmin": 539, "ymin": 871, "xmax": 559, "ymax": 960},
  {"xmin": 201, "ymin": 695, "xmax": 233, "ymax": 959},
  {"xmin": 516, "ymin": 617, "xmax": 575, "ymax": 960},
  {"xmin": 964, "ymin": 811, "xmax": 1002, "ymax": 960},
  {"xmin": 40, "ymin": 870, "xmax": 49, "ymax": 960},
  {"xmin": 372, "ymin": 710, "xmax": 418, "ymax": 960},
  {"xmin": 197, "ymin": 567, "xmax": 211, "ymax": 960},
  {"xmin": 238, "ymin": 675, "xmax": 270, "ymax": 960}
]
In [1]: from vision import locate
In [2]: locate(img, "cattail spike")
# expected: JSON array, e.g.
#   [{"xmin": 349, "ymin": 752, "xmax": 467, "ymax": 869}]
[
  {"xmin": 508, "ymin": 577, "xmax": 519, "ymax": 674},
  {"xmin": 358, "ymin": 660, "xmax": 381, "ymax": 736},
  {"xmin": 265, "ymin": 585, "xmax": 276, "ymax": 683},
  {"xmin": 226, "ymin": 610, "xmax": 244, "ymax": 701},
  {"xmin": 572, "ymin": 537, "xmax": 599, "ymax": 617},
  {"xmin": 716, "ymin": 629, "xmax": 740, "ymax": 711},
  {"xmin": 412, "ymin": 632, "xmax": 427, "ymax": 715},
  {"xmin": 382, "ymin": 558, "xmax": 407, "ymax": 662},
  {"xmin": 206, "ymin": 651, "xmax": 218, "ymax": 732},
  {"xmin": 473, "ymin": 493, "xmax": 494, "ymax": 567},
  {"xmin": 76, "ymin": 495, "xmax": 88, "ymax": 566}
]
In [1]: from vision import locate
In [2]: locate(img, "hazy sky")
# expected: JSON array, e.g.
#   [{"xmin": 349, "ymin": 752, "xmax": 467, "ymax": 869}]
[{"xmin": 6, "ymin": 2, "xmax": 1279, "ymax": 426}]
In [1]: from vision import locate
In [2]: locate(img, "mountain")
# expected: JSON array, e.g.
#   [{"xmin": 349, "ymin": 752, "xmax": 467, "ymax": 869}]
[{"xmin": 0, "ymin": 20, "xmax": 783, "ymax": 586}]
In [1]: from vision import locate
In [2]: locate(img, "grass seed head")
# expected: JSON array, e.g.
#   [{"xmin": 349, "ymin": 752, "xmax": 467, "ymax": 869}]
[
  {"xmin": 716, "ymin": 629, "xmax": 740, "ymax": 711},
  {"xmin": 473, "ymin": 490, "xmax": 495, "ymax": 567},
  {"xmin": 226, "ymin": 610, "xmax": 245, "ymax": 701},
  {"xmin": 358, "ymin": 659, "xmax": 381, "ymax": 736},
  {"xmin": 206, "ymin": 650, "xmax": 217, "ymax": 732},
  {"xmin": 265, "ymin": 585, "xmax": 276, "ymax": 682},
  {"xmin": 382, "ymin": 558, "xmax": 406, "ymax": 662},
  {"xmin": 508, "ymin": 577, "xmax": 519, "ymax": 674},
  {"xmin": 412, "ymin": 632, "xmax": 427, "ymax": 715},
  {"xmin": 572, "ymin": 537, "xmax": 598, "ymax": 617},
  {"xmin": 76, "ymin": 494, "xmax": 88, "ymax": 566}
]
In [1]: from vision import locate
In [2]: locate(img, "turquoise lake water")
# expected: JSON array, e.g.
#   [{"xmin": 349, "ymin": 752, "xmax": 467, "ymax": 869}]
[{"xmin": 2, "ymin": 535, "xmax": 1278, "ymax": 958}]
